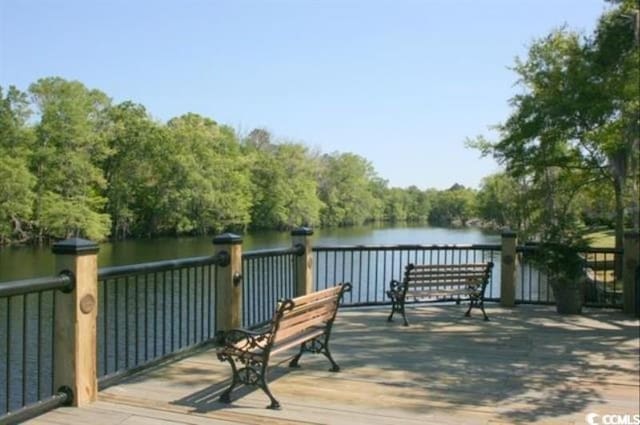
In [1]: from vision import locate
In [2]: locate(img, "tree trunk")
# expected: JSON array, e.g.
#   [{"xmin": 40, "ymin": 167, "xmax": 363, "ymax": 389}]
[{"xmin": 613, "ymin": 174, "xmax": 624, "ymax": 279}]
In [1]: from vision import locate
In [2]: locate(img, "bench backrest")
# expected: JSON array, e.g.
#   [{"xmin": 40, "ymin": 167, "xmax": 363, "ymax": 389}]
[
  {"xmin": 270, "ymin": 283, "xmax": 351, "ymax": 348},
  {"xmin": 403, "ymin": 262, "xmax": 494, "ymax": 293}
]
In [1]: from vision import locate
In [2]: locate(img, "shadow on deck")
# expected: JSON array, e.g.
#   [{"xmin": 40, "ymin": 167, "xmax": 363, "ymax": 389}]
[{"xmin": 31, "ymin": 304, "xmax": 639, "ymax": 425}]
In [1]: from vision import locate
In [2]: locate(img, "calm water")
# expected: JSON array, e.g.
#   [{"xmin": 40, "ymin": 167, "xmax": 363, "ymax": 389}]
[{"xmin": 0, "ymin": 224, "xmax": 499, "ymax": 282}]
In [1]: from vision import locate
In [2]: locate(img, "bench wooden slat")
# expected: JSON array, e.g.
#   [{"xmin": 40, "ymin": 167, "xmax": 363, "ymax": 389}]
[
  {"xmin": 410, "ymin": 263, "xmax": 488, "ymax": 270},
  {"xmin": 407, "ymin": 288, "xmax": 479, "ymax": 298},
  {"xmin": 278, "ymin": 302, "xmax": 335, "ymax": 330},
  {"xmin": 408, "ymin": 270, "xmax": 487, "ymax": 277},
  {"xmin": 275, "ymin": 310, "xmax": 335, "ymax": 343},
  {"xmin": 270, "ymin": 327, "xmax": 325, "ymax": 356},
  {"xmin": 278, "ymin": 293, "xmax": 338, "ymax": 318},
  {"xmin": 290, "ymin": 285, "xmax": 344, "ymax": 307},
  {"xmin": 406, "ymin": 280, "xmax": 484, "ymax": 288}
]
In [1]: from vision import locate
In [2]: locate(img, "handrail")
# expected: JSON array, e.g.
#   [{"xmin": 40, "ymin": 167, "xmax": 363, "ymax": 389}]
[
  {"xmin": 314, "ymin": 243, "xmax": 502, "ymax": 251},
  {"xmin": 0, "ymin": 388, "xmax": 71, "ymax": 425},
  {"xmin": 98, "ymin": 253, "xmax": 224, "ymax": 280},
  {"xmin": 242, "ymin": 246, "xmax": 303, "ymax": 259},
  {"xmin": 0, "ymin": 274, "xmax": 72, "ymax": 298},
  {"xmin": 516, "ymin": 244, "xmax": 622, "ymax": 255}
]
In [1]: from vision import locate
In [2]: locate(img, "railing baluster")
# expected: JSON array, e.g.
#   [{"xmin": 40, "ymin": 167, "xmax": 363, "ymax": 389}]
[
  {"xmin": 6, "ymin": 297, "xmax": 11, "ymax": 412},
  {"xmin": 124, "ymin": 276, "xmax": 129, "ymax": 369},
  {"xmin": 22, "ymin": 294, "xmax": 28, "ymax": 407},
  {"xmin": 36, "ymin": 293, "xmax": 42, "ymax": 400}
]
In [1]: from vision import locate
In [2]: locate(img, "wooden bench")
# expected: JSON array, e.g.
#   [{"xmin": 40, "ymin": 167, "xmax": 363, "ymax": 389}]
[
  {"xmin": 216, "ymin": 283, "xmax": 352, "ymax": 409},
  {"xmin": 387, "ymin": 262, "xmax": 493, "ymax": 326}
]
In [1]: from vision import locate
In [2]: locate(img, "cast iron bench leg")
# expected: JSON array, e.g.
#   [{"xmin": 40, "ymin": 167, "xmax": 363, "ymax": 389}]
[{"xmin": 218, "ymin": 358, "xmax": 239, "ymax": 404}]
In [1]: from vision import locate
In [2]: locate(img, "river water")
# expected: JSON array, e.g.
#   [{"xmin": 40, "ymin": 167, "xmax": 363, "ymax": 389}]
[{"xmin": 0, "ymin": 224, "xmax": 499, "ymax": 282}]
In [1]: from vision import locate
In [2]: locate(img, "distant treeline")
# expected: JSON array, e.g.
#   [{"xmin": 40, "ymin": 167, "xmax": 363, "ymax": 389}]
[{"xmin": 1, "ymin": 78, "xmax": 484, "ymax": 245}]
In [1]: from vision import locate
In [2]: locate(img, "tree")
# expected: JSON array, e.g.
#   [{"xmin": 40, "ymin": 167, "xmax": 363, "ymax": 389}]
[
  {"xmin": 476, "ymin": 173, "xmax": 533, "ymax": 231},
  {"xmin": 102, "ymin": 101, "xmax": 168, "ymax": 238},
  {"xmin": 384, "ymin": 188, "xmax": 410, "ymax": 222},
  {"xmin": 0, "ymin": 86, "xmax": 35, "ymax": 244},
  {"xmin": 29, "ymin": 77, "xmax": 112, "ymax": 241},
  {"xmin": 427, "ymin": 185, "xmax": 476, "ymax": 226},
  {"xmin": 317, "ymin": 153, "xmax": 382, "ymax": 226},
  {"xmin": 405, "ymin": 185, "xmax": 431, "ymax": 222},
  {"xmin": 166, "ymin": 114, "xmax": 252, "ymax": 234},
  {"xmin": 246, "ymin": 135, "xmax": 323, "ymax": 229},
  {"xmin": 469, "ymin": 0, "xmax": 639, "ymax": 259}
]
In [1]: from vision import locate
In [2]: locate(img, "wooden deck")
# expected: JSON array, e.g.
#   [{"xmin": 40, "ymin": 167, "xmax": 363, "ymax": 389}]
[{"xmin": 29, "ymin": 305, "xmax": 639, "ymax": 424}]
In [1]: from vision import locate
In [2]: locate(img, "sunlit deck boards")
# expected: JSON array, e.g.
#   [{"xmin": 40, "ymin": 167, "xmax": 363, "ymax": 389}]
[{"xmin": 29, "ymin": 305, "xmax": 639, "ymax": 425}]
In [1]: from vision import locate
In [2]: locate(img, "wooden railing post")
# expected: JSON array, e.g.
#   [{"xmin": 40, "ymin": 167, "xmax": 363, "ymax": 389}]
[
  {"xmin": 213, "ymin": 233, "xmax": 243, "ymax": 333},
  {"xmin": 501, "ymin": 230, "xmax": 517, "ymax": 307},
  {"xmin": 622, "ymin": 231, "xmax": 639, "ymax": 316},
  {"xmin": 292, "ymin": 227, "xmax": 314, "ymax": 297},
  {"xmin": 52, "ymin": 238, "xmax": 99, "ymax": 407}
]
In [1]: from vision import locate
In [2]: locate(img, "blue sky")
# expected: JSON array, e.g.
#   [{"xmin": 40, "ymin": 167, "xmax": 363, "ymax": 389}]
[{"xmin": 0, "ymin": 0, "xmax": 608, "ymax": 189}]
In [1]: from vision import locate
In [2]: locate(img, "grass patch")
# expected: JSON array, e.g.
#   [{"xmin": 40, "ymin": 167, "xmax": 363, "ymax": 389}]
[{"xmin": 585, "ymin": 229, "xmax": 615, "ymax": 248}]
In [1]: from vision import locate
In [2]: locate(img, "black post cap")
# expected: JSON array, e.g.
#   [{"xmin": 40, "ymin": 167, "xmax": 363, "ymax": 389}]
[
  {"xmin": 212, "ymin": 233, "xmax": 243, "ymax": 245},
  {"xmin": 291, "ymin": 227, "xmax": 314, "ymax": 236},
  {"xmin": 501, "ymin": 229, "xmax": 517, "ymax": 238},
  {"xmin": 52, "ymin": 238, "xmax": 100, "ymax": 255}
]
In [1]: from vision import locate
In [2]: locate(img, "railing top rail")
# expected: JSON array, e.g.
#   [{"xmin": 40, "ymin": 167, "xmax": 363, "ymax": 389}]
[
  {"xmin": 0, "ymin": 274, "xmax": 72, "ymax": 298},
  {"xmin": 243, "ymin": 246, "xmax": 303, "ymax": 259},
  {"xmin": 516, "ymin": 245, "xmax": 622, "ymax": 255},
  {"xmin": 313, "ymin": 243, "xmax": 501, "ymax": 252},
  {"xmin": 98, "ymin": 254, "xmax": 218, "ymax": 280}
]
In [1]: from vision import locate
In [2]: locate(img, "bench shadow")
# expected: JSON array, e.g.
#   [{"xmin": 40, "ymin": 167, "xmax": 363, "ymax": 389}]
[{"xmin": 170, "ymin": 357, "xmax": 298, "ymax": 412}]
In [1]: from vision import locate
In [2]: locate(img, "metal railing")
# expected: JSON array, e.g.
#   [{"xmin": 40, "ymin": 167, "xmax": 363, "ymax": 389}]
[
  {"xmin": 97, "ymin": 254, "xmax": 224, "ymax": 385},
  {"xmin": 516, "ymin": 245, "xmax": 623, "ymax": 307},
  {"xmin": 0, "ymin": 274, "xmax": 73, "ymax": 420},
  {"xmin": 0, "ymin": 237, "xmax": 626, "ymax": 423},
  {"xmin": 313, "ymin": 244, "xmax": 502, "ymax": 306},
  {"xmin": 241, "ymin": 246, "xmax": 302, "ymax": 328}
]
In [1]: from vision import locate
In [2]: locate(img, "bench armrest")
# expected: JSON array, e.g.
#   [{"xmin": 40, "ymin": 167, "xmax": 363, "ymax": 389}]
[
  {"xmin": 387, "ymin": 279, "xmax": 406, "ymax": 299},
  {"xmin": 219, "ymin": 328, "xmax": 271, "ymax": 352},
  {"xmin": 389, "ymin": 279, "xmax": 405, "ymax": 291}
]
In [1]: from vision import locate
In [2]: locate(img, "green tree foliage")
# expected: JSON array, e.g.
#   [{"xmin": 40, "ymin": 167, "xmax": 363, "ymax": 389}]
[
  {"xmin": 470, "ymin": 0, "xmax": 639, "ymax": 251},
  {"xmin": 317, "ymin": 153, "xmax": 383, "ymax": 226},
  {"xmin": 29, "ymin": 77, "xmax": 112, "ymax": 241},
  {"xmin": 165, "ymin": 114, "xmax": 252, "ymax": 234},
  {"xmin": 476, "ymin": 173, "xmax": 535, "ymax": 231},
  {"xmin": 0, "ymin": 86, "xmax": 35, "ymax": 243},
  {"xmin": 427, "ymin": 185, "xmax": 477, "ymax": 226},
  {"xmin": 245, "ymin": 130, "xmax": 322, "ymax": 229},
  {"xmin": 1, "ymin": 76, "xmax": 489, "ymax": 246},
  {"xmin": 102, "ymin": 101, "xmax": 166, "ymax": 238},
  {"xmin": 384, "ymin": 188, "xmax": 410, "ymax": 222}
]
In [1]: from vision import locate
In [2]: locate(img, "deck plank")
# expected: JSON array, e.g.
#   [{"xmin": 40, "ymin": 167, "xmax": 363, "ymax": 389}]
[{"xmin": 28, "ymin": 305, "xmax": 639, "ymax": 424}]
